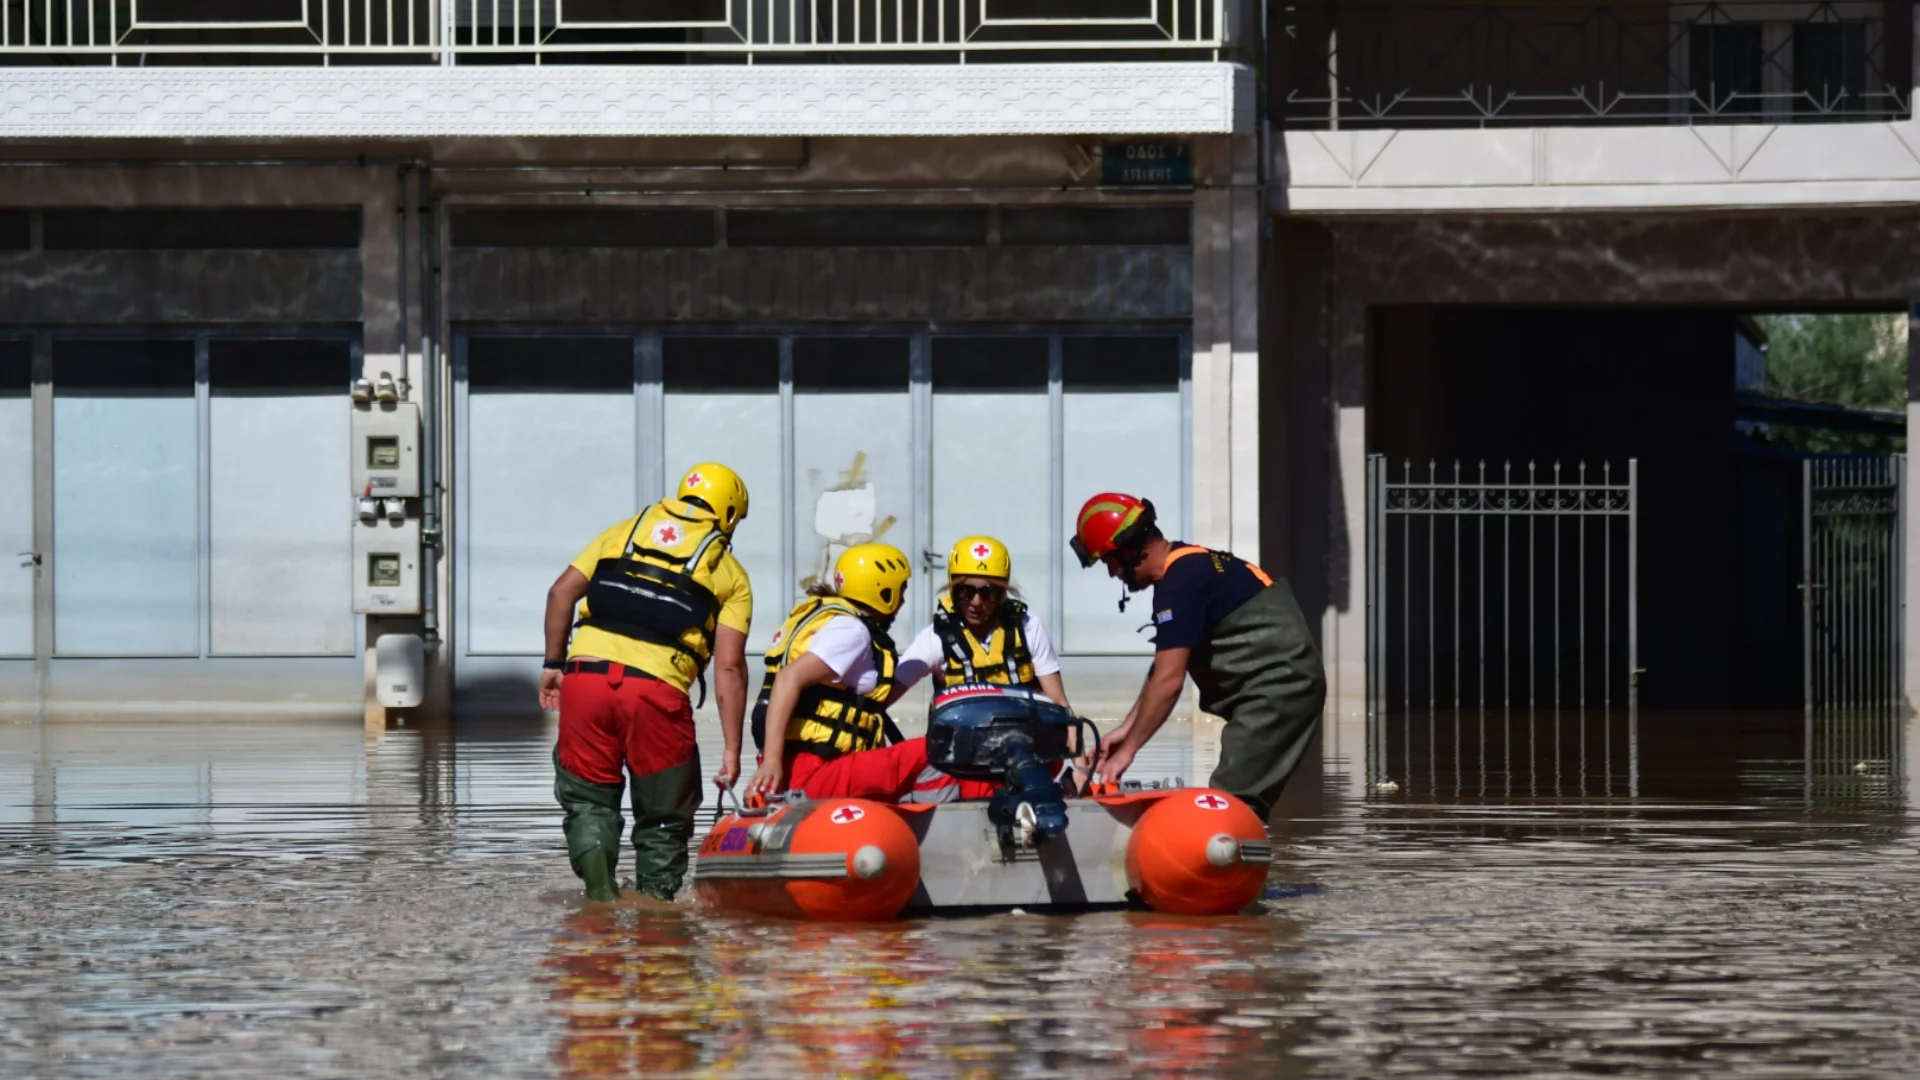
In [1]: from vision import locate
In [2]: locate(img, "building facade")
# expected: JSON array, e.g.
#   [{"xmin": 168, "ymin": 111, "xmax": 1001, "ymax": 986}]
[
  {"xmin": 1267, "ymin": 2, "xmax": 1920, "ymax": 797},
  {"xmin": 0, "ymin": 3, "xmax": 1262, "ymax": 720},
  {"xmin": 5, "ymin": 1, "xmax": 1915, "ymax": 737}
]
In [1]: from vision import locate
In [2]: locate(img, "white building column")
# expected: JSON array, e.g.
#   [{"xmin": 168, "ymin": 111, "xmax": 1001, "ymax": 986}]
[
  {"xmin": 1191, "ymin": 134, "xmax": 1263, "ymax": 561},
  {"xmin": 1326, "ymin": 293, "xmax": 1369, "ymax": 719},
  {"xmin": 1907, "ymin": 298, "xmax": 1920, "ymax": 714}
]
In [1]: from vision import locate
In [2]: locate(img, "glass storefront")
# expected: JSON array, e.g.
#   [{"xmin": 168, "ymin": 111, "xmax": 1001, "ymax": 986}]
[
  {"xmin": 453, "ymin": 327, "xmax": 1189, "ymax": 693},
  {"xmin": 45, "ymin": 335, "xmax": 356, "ymax": 660}
]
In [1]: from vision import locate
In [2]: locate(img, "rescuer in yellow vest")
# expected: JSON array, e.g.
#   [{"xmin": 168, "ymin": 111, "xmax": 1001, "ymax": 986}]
[
  {"xmin": 746, "ymin": 542, "xmax": 937, "ymax": 801},
  {"xmin": 540, "ymin": 463, "xmax": 753, "ymax": 903},
  {"xmin": 891, "ymin": 534, "xmax": 1073, "ymax": 710}
]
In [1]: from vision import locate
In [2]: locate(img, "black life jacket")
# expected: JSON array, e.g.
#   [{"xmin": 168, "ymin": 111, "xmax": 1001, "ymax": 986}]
[{"xmin": 574, "ymin": 502, "xmax": 728, "ymax": 671}]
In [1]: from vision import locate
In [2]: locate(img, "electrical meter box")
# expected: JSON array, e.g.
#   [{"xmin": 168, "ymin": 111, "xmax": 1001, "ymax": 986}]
[
  {"xmin": 351, "ymin": 402, "xmax": 421, "ymax": 498},
  {"xmin": 352, "ymin": 516, "xmax": 421, "ymax": 614}
]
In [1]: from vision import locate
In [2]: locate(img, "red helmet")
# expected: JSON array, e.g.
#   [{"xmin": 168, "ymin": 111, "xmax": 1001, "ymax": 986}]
[{"xmin": 1071, "ymin": 493, "xmax": 1157, "ymax": 568}]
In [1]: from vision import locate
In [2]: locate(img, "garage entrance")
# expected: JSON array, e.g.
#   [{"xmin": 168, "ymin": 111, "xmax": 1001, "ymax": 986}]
[{"xmin": 1364, "ymin": 307, "xmax": 1907, "ymax": 798}]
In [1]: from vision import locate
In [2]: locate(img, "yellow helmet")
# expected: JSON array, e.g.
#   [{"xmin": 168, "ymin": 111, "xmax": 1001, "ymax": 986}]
[
  {"xmin": 676, "ymin": 462, "xmax": 748, "ymax": 535},
  {"xmin": 948, "ymin": 535, "xmax": 1011, "ymax": 580},
  {"xmin": 834, "ymin": 543, "xmax": 912, "ymax": 618}
]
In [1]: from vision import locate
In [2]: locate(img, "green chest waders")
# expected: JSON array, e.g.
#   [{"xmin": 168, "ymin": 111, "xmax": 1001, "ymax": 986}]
[{"xmin": 1186, "ymin": 580, "xmax": 1328, "ymax": 819}]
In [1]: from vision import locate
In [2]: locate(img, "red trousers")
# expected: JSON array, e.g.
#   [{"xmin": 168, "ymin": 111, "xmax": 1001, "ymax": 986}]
[
  {"xmin": 786, "ymin": 736, "xmax": 996, "ymax": 803},
  {"xmin": 557, "ymin": 665, "xmax": 695, "ymax": 784}
]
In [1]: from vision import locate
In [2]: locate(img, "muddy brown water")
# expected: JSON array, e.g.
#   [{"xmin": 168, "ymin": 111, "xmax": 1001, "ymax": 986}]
[{"xmin": 2, "ymin": 711, "xmax": 1917, "ymax": 1078}]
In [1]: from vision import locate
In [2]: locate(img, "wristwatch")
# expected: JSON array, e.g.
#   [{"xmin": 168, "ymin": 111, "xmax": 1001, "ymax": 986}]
[{"xmin": 542, "ymin": 658, "xmax": 567, "ymax": 671}]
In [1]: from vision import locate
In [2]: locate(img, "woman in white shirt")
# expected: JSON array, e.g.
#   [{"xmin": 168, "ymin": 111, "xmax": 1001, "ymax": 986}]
[
  {"xmin": 893, "ymin": 534, "xmax": 1072, "ymax": 710},
  {"xmin": 747, "ymin": 542, "xmax": 939, "ymax": 801}
]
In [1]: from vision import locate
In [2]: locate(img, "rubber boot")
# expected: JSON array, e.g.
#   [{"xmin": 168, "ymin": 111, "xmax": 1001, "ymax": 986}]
[
  {"xmin": 578, "ymin": 843, "xmax": 619, "ymax": 903},
  {"xmin": 554, "ymin": 749, "xmax": 626, "ymax": 902},
  {"xmin": 628, "ymin": 753, "xmax": 701, "ymax": 902}
]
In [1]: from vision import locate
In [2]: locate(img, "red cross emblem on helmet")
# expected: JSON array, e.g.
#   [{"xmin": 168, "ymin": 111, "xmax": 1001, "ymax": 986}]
[
  {"xmin": 685, "ymin": 471, "xmax": 705, "ymax": 488},
  {"xmin": 973, "ymin": 543, "xmax": 991, "ymax": 559},
  {"xmin": 1194, "ymin": 793, "xmax": 1230, "ymax": 810}
]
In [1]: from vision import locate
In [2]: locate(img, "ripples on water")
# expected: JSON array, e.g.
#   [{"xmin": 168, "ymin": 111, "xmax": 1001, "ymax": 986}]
[{"xmin": 2, "ymin": 712, "xmax": 1917, "ymax": 1078}]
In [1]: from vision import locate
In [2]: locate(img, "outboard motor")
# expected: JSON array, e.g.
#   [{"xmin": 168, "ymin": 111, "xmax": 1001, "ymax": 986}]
[{"xmin": 925, "ymin": 685, "xmax": 1084, "ymax": 848}]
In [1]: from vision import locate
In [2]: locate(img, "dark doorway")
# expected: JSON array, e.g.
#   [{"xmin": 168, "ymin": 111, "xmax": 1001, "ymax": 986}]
[{"xmin": 1370, "ymin": 307, "xmax": 1764, "ymax": 710}]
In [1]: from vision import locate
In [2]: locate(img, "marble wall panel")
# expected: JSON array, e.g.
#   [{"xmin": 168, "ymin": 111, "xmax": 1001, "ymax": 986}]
[
  {"xmin": 1323, "ymin": 213, "xmax": 1920, "ymax": 309},
  {"xmin": 0, "ymin": 251, "xmax": 362, "ymax": 325},
  {"xmin": 446, "ymin": 246, "xmax": 1193, "ymax": 324}
]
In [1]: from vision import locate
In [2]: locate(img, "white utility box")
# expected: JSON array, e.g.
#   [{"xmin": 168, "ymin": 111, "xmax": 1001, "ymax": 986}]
[
  {"xmin": 374, "ymin": 633, "xmax": 427, "ymax": 709},
  {"xmin": 351, "ymin": 401, "xmax": 421, "ymax": 498},
  {"xmin": 352, "ymin": 516, "xmax": 422, "ymax": 614}
]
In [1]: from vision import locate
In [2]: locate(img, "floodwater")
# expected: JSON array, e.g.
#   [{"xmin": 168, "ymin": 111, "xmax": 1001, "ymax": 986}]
[{"xmin": 3, "ymin": 710, "xmax": 1918, "ymax": 1078}]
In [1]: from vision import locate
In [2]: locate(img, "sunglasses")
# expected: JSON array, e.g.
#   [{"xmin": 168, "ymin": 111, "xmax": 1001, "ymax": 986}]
[{"xmin": 950, "ymin": 582, "xmax": 1007, "ymax": 605}]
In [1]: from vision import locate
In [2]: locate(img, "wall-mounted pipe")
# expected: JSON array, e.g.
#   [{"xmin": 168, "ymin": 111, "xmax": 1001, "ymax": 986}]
[
  {"xmin": 396, "ymin": 166, "xmax": 410, "ymax": 400},
  {"xmin": 419, "ymin": 165, "xmax": 444, "ymax": 645}
]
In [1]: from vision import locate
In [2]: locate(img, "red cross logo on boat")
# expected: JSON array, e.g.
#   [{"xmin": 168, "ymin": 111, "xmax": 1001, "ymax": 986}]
[
  {"xmin": 1194, "ymin": 793, "xmax": 1230, "ymax": 810},
  {"xmin": 685, "ymin": 471, "xmax": 704, "ymax": 488},
  {"xmin": 973, "ymin": 543, "xmax": 991, "ymax": 559},
  {"xmin": 829, "ymin": 805, "xmax": 865, "ymax": 824}
]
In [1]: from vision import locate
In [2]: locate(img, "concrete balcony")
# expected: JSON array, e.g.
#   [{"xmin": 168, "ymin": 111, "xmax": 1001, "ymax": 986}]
[
  {"xmin": 1272, "ymin": 1, "xmax": 1920, "ymax": 212},
  {"xmin": 0, "ymin": 0, "xmax": 1250, "ymax": 136}
]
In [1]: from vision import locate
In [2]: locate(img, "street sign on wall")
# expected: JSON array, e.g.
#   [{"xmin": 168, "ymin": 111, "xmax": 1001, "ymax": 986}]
[{"xmin": 1102, "ymin": 142, "xmax": 1192, "ymax": 187}]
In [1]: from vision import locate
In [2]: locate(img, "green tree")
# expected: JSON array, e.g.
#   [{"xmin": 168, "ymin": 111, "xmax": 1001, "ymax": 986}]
[
  {"xmin": 1757, "ymin": 312, "xmax": 1905, "ymax": 408},
  {"xmin": 1752, "ymin": 313, "xmax": 1906, "ymax": 453}
]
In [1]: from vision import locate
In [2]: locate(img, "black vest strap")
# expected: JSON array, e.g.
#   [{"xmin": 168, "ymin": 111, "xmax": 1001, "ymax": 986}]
[{"xmin": 934, "ymin": 600, "xmax": 1033, "ymax": 687}]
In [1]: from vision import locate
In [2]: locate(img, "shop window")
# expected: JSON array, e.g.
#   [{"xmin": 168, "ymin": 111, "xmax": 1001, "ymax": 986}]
[
  {"xmin": 663, "ymin": 337, "xmax": 783, "ymax": 651},
  {"xmin": 209, "ymin": 340, "xmax": 354, "ymax": 656},
  {"xmin": 455, "ymin": 328, "xmax": 1187, "ymax": 669},
  {"xmin": 791, "ymin": 338, "xmax": 913, "ymax": 601},
  {"xmin": 52, "ymin": 340, "xmax": 200, "ymax": 656},
  {"xmin": 1061, "ymin": 336, "xmax": 1185, "ymax": 652},
  {"xmin": 0, "ymin": 341, "xmax": 28, "ymax": 659},
  {"xmin": 932, "ymin": 337, "xmax": 1053, "ymax": 628},
  {"xmin": 464, "ymin": 337, "xmax": 636, "ymax": 654}
]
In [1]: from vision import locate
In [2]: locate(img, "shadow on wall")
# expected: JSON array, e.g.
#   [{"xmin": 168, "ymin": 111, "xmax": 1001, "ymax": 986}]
[{"xmin": 450, "ymin": 673, "xmax": 549, "ymax": 731}]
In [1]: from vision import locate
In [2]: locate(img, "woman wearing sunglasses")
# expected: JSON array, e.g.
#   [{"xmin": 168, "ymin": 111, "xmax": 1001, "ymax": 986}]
[{"xmin": 892, "ymin": 535, "xmax": 1072, "ymax": 710}]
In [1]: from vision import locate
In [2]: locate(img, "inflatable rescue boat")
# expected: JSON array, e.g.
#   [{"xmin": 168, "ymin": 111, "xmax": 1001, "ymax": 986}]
[{"xmin": 694, "ymin": 686, "xmax": 1273, "ymax": 920}]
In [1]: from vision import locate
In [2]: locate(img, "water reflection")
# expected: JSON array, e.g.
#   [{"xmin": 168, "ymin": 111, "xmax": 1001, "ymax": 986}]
[
  {"xmin": 543, "ymin": 896, "xmax": 1310, "ymax": 1076},
  {"xmin": 1, "ymin": 711, "xmax": 1917, "ymax": 1077}
]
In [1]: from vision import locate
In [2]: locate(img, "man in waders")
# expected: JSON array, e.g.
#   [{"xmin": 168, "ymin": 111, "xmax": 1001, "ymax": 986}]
[
  {"xmin": 540, "ymin": 463, "xmax": 753, "ymax": 902},
  {"xmin": 1071, "ymin": 492, "xmax": 1326, "ymax": 819}
]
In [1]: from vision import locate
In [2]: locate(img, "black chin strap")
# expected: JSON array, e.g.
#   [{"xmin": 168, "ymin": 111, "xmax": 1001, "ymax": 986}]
[{"xmin": 1114, "ymin": 542, "xmax": 1151, "ymax": 611}]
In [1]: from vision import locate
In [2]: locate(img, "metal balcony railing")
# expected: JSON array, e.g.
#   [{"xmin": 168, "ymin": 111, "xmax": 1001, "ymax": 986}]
[
  {"xmin": 0, "ymin": 0, "xmax": 1228, "ymax": 64},
  {"xmin": 1277, "ymin": 1, "xmax": 1912, "ymax": 128}
]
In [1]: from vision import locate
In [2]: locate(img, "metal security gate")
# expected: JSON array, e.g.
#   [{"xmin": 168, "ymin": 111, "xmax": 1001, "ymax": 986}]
[
  {"xmin": 1366, "ymin": 456, "xmax": 1639, "ymax": 797},
  {"xmin": 1802, "ymin": 456, "xmax": 1906, "ymax": 800}
]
